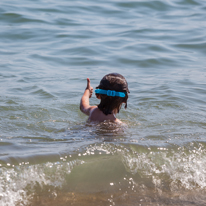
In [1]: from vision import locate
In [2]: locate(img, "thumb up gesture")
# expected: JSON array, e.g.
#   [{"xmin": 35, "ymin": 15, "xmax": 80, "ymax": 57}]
[{"xmin": 86, "ymin": 78, "xmax": 93, "ymax": 98}]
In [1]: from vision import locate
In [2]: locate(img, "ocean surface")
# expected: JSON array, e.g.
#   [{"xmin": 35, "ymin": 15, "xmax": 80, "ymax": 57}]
[{"xmin": 0, "ymin": 0, "xmax": 206, "ymax": 205}]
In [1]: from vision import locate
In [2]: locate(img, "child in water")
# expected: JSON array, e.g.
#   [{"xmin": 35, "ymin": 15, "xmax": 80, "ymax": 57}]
[{"xmin": 80, "ymin": 73, "xmax": 129, "ymax": 123}]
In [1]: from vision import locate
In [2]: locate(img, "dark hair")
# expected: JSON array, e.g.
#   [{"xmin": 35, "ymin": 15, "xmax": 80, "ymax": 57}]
[{"xmin": 96, "ymin": 73, "xmax": 129, "ymax": 115}]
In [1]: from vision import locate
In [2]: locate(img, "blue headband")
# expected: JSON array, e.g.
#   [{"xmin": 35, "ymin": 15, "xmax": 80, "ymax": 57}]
[{"xmin": 95, "ymin": 89, "xmax": 126, "ymax": 97}]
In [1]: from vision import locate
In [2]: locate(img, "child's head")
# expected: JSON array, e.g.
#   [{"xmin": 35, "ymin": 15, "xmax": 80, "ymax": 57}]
[{"xmin": 95, "ymin": 73, "xmax": 129, "ymax": 115}]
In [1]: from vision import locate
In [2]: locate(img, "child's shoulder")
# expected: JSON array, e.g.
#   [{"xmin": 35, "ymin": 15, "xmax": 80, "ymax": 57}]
[
  {"xmin": 89, "ymin": 107, "xmax": 121, "ymax": 123},
  {"xmin": 88, "ymin": 107, "xmax": 103, "ymax": 122}
]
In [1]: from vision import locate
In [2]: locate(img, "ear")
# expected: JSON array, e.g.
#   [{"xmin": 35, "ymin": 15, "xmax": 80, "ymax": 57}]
[{"xmin": 96, "ymin": 94, "xmax": 101, "ymax": 99}]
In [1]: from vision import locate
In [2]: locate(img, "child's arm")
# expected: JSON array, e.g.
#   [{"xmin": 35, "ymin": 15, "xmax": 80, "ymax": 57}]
[{"xmin": 80, "ymin": 78, "xmax": 96, "ymax": 116}]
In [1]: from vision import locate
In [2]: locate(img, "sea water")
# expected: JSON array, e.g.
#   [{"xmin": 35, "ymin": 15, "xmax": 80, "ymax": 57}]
[{"xmin": 0, "ymin": 0, "xmax": 206, "ymax": 205}]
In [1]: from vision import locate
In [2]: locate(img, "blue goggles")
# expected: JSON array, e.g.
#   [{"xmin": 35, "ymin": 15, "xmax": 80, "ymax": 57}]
[{"xmin": 95, "ymin": 89, "xmax": 126, "ymax": 98}]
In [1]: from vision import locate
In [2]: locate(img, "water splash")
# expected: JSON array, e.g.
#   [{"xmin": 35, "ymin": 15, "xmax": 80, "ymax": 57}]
[{"xmin": 0, "ymin": 159, "xmax": 84, "ymax": 206}]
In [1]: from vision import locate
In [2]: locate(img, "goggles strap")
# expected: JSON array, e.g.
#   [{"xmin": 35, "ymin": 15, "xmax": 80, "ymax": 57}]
[{"xmin": 95, "ymin": 89, "xmax": 126, "ymax": 98}]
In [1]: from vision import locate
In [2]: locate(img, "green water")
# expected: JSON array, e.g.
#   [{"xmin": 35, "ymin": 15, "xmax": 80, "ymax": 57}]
[{"xmin": 0, "ymin": 0, "xmax": 206, "ymax": 205}]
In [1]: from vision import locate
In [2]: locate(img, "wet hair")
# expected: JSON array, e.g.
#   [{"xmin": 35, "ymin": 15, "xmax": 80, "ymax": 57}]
[{"xmin": 96, "ymin": 73, "xmax": 129, "ymax": 115}]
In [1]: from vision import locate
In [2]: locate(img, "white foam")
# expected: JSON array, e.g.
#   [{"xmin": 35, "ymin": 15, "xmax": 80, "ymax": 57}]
[
  {"xmin": 122, "ymin": 145, "xmax": 206, "ymax": 190},
  {"xmin": 0, "ymin": 160, "xmax": 84, "ymax": 206},
  {"xmin": 85, "ymin": 143, "xmax": 206, "ymax": 190}
]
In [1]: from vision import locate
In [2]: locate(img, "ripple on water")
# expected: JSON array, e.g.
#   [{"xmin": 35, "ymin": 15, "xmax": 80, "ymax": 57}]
[
  {"xmin": 30, "ymin": 88, "xmax": 56, "ymax": 99},
  {"xmin": 0, "ymin": 0, "xmax": 206, "ymax": 205},
  {"xmin": 2, "ymin": 12, "xmax": 47, "ymax": 25},
  {"xmin": 115, "ymin": 0, "xmax": 175, "ymax": 11}
]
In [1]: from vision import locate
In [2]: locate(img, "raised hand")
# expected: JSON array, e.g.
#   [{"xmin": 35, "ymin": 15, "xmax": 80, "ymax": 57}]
[{"xmin": 86, "ymin": 78, "xmax": 93, "ymax": 98}]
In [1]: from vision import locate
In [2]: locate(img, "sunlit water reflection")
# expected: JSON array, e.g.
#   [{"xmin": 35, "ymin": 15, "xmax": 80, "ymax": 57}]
[{"xmin": 0, "ymin": 0, "xmax": 206, "ymax": 205}]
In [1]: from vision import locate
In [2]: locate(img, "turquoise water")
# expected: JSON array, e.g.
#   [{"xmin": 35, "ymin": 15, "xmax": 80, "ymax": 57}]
[{"xmin": 0, "ymin": 0, "xmax": 206, "ymax": 205}]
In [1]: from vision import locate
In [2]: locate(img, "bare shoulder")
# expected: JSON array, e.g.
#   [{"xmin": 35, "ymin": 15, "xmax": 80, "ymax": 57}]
[
  {"xmin": 114, "ymin": 118, "xmax": 123, "ymax": 124},
  {"xmin": 89, "ymin": 107, "xmax": 124, "ymax": 123},
  {"xmin": 88, "ymin": 106, "xmax": 98, "ymax": 116},
  {"xmin": 89, "ymin": 107, "xmax": 112, "ymax": 122},
  {"xmin": 89, "ymin": 107, "xmax": 100, "ymax": 120},
  {"xmin": 80, "ymin": 105, "xmax": 96, "ymax": 116},
  {"xmin": 89, "ymin": 106, "xmax": 98, "ymax": 115}
]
